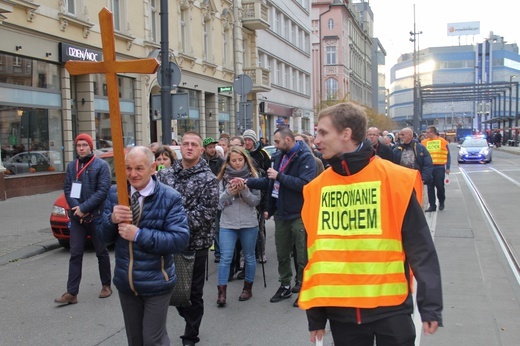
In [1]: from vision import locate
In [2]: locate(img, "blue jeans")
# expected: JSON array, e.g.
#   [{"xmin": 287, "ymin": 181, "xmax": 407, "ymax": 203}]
[{"xmin": 218, "ymin": 226, "xmax": 258, "ymax": 285}]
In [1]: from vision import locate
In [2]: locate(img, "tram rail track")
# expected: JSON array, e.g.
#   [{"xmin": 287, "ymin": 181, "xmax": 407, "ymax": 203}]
[{"xmin": 459, "ymin": 166, "xmax": 520, "ymax": 285}]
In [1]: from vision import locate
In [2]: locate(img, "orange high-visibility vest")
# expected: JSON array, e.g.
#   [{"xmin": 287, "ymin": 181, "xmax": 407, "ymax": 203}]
[
  {"xmin": 422, "ymin": 137, "xmax": 449, "ymax": 166},
  {"xmin": 298, "ymin": 157, "xmax": 422, "ymax": 310}
]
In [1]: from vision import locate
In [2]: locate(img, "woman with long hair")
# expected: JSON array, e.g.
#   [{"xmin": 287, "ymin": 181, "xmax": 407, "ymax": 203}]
[{"xmin": 216, "ymin": 146, "xmax": 261, "ymax": 307}]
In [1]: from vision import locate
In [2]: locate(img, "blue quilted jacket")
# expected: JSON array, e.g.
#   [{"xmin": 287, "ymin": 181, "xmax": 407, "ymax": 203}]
[{"xmin": 98, "ymin": 176, "xmax": 190, "ymax": 296}]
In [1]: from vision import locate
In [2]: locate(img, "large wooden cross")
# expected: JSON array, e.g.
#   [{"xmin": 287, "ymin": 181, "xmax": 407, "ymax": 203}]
[{"xmin": 65, "ymin": 8, "xmax": 159, "ymax": 206}]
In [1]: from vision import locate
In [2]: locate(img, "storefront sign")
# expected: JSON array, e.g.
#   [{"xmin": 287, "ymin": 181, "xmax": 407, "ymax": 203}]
[{"xmin": 59, "ymin": 43, "xmax": 103, "ymax": 63}]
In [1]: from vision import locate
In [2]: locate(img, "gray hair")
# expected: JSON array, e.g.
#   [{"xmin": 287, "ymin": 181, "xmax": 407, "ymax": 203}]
[{"xmin": 126, "ymin": 146, "xmax": 155, "ymax": 166}]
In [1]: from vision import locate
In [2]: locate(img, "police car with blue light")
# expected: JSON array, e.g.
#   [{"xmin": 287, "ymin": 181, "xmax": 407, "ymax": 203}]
[{"xmin": 457, "ymin": 135, "xmax": 492, "ymax": 163}]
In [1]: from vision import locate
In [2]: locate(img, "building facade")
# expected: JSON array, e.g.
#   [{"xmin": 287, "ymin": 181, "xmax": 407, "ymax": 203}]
[
  {"xmin": 389, "ymin": 33, "xmax": 520, "ymax": 136},
  {"xmin": 0, "ymin": 0, "xmax": 274, "ymax": 198},
  {"xmin": 311, "ymin": 0, "xmax": 373, "ymax": 112},
  {"xmin": 255, "ymin": 0, "xmax": 313, "ymax": 142}
]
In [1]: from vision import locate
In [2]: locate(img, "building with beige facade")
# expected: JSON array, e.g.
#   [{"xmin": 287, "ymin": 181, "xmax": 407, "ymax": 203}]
[{"xmin": 0, "ymin": 0, "xmax": 270, "ymax": 198}]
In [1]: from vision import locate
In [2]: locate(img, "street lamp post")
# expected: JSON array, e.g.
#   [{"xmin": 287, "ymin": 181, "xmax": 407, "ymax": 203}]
[{"xmin": 409, "ymin": 4, "xmax": 422, "ymax": 134}]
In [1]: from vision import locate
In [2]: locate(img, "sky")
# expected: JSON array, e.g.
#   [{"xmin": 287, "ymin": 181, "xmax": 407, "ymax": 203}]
[{"xmin": 367, "ymin": 0, "xmax": 519, "ymax": 79}]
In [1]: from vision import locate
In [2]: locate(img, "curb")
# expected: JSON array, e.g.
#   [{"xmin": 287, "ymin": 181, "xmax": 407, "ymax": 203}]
[
  {"xmin": 0, "ymin": 240, "xmax": 61, "ymax": 266},
  {"xmin": 495, "ymin": 147, "xmax": 520, "ymax": 156}
]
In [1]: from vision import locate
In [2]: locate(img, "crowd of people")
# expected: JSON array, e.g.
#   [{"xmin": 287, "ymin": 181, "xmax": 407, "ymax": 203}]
[{"xmin": 53, "ymin": 104, "xmax": 447, "ymax": 345}]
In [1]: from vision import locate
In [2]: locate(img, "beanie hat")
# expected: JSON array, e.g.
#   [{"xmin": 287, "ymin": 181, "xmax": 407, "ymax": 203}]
[
  {"xmin": 202, "ymin": 137, "xmax": 218, "ymax": 147},
  {"xmin": 243, "ymin": 129, "xmax": 258, "ymax": 143},
  {"xmin": 75, "ymin": 133, "xmax": 94, "ymax": 150}
]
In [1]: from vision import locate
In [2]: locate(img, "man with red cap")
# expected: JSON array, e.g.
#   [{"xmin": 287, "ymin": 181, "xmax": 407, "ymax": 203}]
[{"xmin": 55, "ymin": 133, "xmax": 112, "ymax": 305}]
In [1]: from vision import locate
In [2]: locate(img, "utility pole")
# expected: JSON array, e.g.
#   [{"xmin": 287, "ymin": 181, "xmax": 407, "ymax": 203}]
[
  {"xmin": 160, "ymin": 0, "xmax": 172, "ymax": 145},
  {"xmin": 409, "ymin": 5, "xmax": 422, "ymax": 134}
]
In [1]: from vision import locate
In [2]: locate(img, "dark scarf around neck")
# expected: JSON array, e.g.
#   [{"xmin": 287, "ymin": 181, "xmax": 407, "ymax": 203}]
[{"xmin": 327, "ymin": 140, "xmax": 375, "ymax": 176}]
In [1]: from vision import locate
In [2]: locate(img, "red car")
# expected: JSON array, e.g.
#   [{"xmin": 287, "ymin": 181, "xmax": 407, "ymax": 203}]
[{"xmin": 50, "ymin": 146, "xmax": 181, "ymax": 248}]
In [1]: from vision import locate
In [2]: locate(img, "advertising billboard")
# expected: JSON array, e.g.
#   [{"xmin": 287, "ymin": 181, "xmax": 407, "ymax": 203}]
[{"xmin": 447, "ymin": 22, "xmax": 480, "ymax": 37}]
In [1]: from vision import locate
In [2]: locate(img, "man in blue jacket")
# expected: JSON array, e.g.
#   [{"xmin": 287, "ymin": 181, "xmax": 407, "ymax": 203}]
[
  {"xmin": 246, "ymin": 127, "xmax": 317, "ymax": 306},
  {"xmin": 55, "ymin": 133, "xmax": 112, "ymax": 305},
  {"xmin": 98, "ymin": 146, "xmax": 190, "ymax": 345}
]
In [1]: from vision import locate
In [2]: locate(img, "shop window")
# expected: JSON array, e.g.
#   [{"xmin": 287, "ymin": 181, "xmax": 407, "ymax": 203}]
[{"xmin": 1, "ymin": 107, "xmax": 64, "ymax": 175}]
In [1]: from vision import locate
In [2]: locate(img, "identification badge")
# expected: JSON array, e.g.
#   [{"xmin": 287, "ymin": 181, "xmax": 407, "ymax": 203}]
[
  {"xmin": 271, "ymin": 181, "xmax": 280, "ymax": 199},
  {"xmin": 70, "ymin": 182, "xmax": 82, "ymax": 199}
]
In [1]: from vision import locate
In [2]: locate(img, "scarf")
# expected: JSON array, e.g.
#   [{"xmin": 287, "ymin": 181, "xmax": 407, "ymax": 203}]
[
  {"xmin": 222, "ymin": 164, "xmax": 252, "ymax": 187},
  {"xmin": 327, "ymin": 140, "xmax": 375, "ymax": 176}
]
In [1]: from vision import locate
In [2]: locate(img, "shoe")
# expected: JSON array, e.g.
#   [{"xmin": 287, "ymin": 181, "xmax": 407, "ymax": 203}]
[
  {"xmin": 293, "ymin": 296, "xmax": 299, "ymax": 307},
  {"xmin": 239, "ymin": 281, "xmax": 253, "ymax": 301},
  {"xmin": 182, "ymin": 340, "xmax": 196, "ymax": 346},
  {"xmin": 439, "ymin": 203, "xmax": 445, "ymax": 211},
  {"xmin": 270, "ymin": 285, "xmax": 292, "ymax": 303},
  {"xmin": 214, "ymin": 257, "xmax": 220, "ymax": 263},
  {"xmin": 210, "ymin": 244, "xmax": 215, "ymax": 251},
  {"xmin": 258, "ymin": 255, "xmax": 267, "ymax": 264},
  {"xmin": 291, "ymin": 281, "xmax": 301, "ymax": 293},
  {"xmin": 236, "ymin": 269, "xmax": 245, "ymax": 280},
  {"xmin": 54, "ymin": 292, "xmax": 77, "ymax": 305},
  {"xmin": 425, "ymin": 207, "xmax": 436, "ymax": 212},
  {"xmin": 99, "ymin": 285, "xmax": 112, "ymax": 298},
  {"xmin": 217, "ymin": 285, "xmax": 227, "ymax": 307}
]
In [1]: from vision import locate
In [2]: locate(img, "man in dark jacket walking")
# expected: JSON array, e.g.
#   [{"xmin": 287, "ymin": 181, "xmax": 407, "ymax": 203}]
[
  {"xmin": 98, "ymin": 146, "xmax": 189, "ymax": 345},
  {"xmin": 367, "ymin": 127, "xmax": 393, "ymax": 161},
  {"xmin": 393, "ymin": 127, "xmax": 433, "ymax": 185},
  {"xmin": 246, "ymin": 127, "xmax": 317, "ymax": 306},
  {"xmin": 157, "ymin": 131, "xmax": 219, "ymax": 346},
  {"xmin": 55, "ymin": 133, "xmax": 112, "ymax": 305}
]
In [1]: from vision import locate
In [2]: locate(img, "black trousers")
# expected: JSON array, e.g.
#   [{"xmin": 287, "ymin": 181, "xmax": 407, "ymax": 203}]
[
  {"xmin": 427, "ymin": 165, "xmax": 446, "ymax": 208},
  {"xmin": 176, "ymin": 249, "xmax": 208, "ymax": 344},
  {"xmin": 329, "ymin": 314, "xmax": 416, "ymax": 346},
  {"xmin": 67, "ymin": 217, "xmax": 111, "ymax": 295}
]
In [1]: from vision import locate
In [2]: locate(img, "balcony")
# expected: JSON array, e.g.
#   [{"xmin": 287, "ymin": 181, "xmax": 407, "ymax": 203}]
[
  {"xmin": 243, "ymin": 67, "xmax": 271, "ymax": 93},
  {"xmin": 242, "ymin": 0, "xmax": 269, "ymax": 31}
]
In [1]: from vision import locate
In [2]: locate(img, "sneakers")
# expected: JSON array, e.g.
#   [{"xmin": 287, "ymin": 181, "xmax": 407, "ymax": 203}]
[
  {"xmin": 291, "ymin": 281, "xmax": 301, "ymax": 293},
  {"xmin": 99, "ymin": 285, "xmax": 112, "ymax": 298},
  {"xmin": 425, "ymin": 206, "xmax": 436, "ymax": 212},
  {"xmin": 270, "ymin": 285, "xmax": 292, "ymax": 303},
  {"xmin": 439, "ymin": 202, "xmax": 445, "ymax": 211},
  {"xmin": 54, "ymin": 292, "xmax": 78, "ymax": 305},
  {"xmin": 257, "ymin": 255, "xmax": 267, "ymax": 264}
]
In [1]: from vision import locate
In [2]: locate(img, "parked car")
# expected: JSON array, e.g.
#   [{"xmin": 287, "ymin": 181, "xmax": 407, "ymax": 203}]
[
  {"xmin": 457, "ymin": 136, "xmax": 493, "ymax": 163},
  {"xmin": 263, "ymin": 145, "xmax": 277, "ymax": 157},
  {"xmin": 50, "ymin": 146, "xmax": 181, "ymax": 248},
  {"xmin": 3, "ymin": 151, "xmax": 52, "ymax": 174}
]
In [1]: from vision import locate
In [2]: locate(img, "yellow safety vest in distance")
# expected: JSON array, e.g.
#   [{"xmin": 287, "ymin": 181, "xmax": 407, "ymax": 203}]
[
  {"xmin": 299, "ymin": 158, "xmax": 422, "ymax": 310},
  {"xmin": 422, "ymin": 137, "xmax": 449, "ymax": 166}
]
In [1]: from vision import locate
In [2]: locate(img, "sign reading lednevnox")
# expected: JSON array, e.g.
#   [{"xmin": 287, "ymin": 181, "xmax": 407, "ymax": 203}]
[{"xmin": 447, "ymin": 22, "xmax": 480, "ymax": 37}]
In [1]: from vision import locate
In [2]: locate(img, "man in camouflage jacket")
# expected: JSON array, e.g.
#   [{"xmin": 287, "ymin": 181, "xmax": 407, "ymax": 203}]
[{"xmin": 157, "ymin": 131, "xmax": 219, "ymax": 346}]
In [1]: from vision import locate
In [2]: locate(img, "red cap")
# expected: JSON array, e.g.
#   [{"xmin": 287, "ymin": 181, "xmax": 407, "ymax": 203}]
[{"xmin": 75, "ymin": 133, "xmax": 94, "ymax": 150}]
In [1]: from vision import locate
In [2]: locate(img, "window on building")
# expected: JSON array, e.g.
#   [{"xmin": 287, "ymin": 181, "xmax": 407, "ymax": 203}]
[
  {"xmin": 292, "ymin": 68, "xmax": 297, "ymax": 91},
  {"xmin": 180, "ymin": 8, "xmax": 188, "ymax": 53},
  {"xmin": 203, "ymin": 20, "xmax": 211, "ymax": 61},
  {"xmin": 66, "ymin": 0, "xmax": 76, "ymax": 15},
  {"xmin": 284, "ymin": 66, "xmax": 290, "ymax": 88},
  {"xmin": 328, "ymin": 18, "xmax": 334, "ymax": 30},
  {"xmin": 112, "ymin": 0, "xmax": 122, "ymax": 31},
  {"xmin": 150, "ymin": 0, "xmax": 159, "ymax": 43},
  {"xmin": 223, "ymin": 28, "xmax": 230, "ymax": 67},
  {"xmin": 326, "ymin": 46, "xmax": 337, "ymax": 65},
  {"xmin": 326, "ymin": 78, "xmax": 338, "ymax": 100},
  {"xmin": 276, "ymin": 61, "xmax": 282, "ymax": 85}
]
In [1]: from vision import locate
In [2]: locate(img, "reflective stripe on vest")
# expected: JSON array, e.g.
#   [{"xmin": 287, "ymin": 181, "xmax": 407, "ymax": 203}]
[
  {"xmin": 422, "ymin": 138, "xmax": 448, "ymax": 165},
  {"xmin": 299, "ymin": 158, "xmax": 422, "ymax": 310}
]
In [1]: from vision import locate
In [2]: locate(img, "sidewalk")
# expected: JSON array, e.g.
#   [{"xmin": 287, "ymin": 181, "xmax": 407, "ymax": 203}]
[
  {"xmin": 0, "ymin": 190, "xmax": 62, "ymax": 265},
  {"xmin": 495, "ymin": 143, "xmax": 520, "ymax": 155}
]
